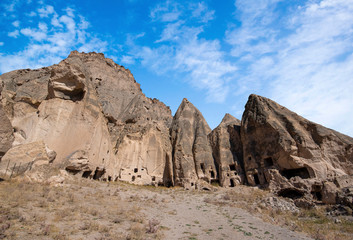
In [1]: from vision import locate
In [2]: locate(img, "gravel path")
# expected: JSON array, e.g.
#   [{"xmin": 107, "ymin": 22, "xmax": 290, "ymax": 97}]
[{"xmin": 126, "ymin": 187, "xmax": 313, "ymax": 240}]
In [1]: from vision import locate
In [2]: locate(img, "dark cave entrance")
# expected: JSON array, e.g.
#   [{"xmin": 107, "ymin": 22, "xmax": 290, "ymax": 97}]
[
  {"xmin": 82, "ymin": 170, "xmax": 92, "ymax": 178},
  {"xmin": 253, "ymin": 173, "xmax": 260, "ymax": 185},
  {"xmin": 281, "ymin": 167, "xmax": 310, "ymax": 180},
  {"xmin": 230, "ymin": 179, "xmax": 235, "ymax": 187},
  {"xmin": 264, "ymin": 157, "xmax": 274, "ymax": 167}
]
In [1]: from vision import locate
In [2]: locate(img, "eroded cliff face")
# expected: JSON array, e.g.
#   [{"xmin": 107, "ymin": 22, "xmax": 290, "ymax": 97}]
[
  {"xmin": 170, "ymin": 98, "xmax": 216, "ymax": 189},
  {"xmin": 241, "ymin": 94, "xmax": 353, "ymax": 202},
  {"xmin": 0, "ymin": 52, "xmax": 352, "ymax": 209},
  {"xmin": 0, "ymin": 51, "xmax": 172, "ymax": 184}
]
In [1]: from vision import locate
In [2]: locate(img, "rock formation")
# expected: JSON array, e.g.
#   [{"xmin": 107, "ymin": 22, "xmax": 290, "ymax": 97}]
[
  {"xmin": 170, "ymin": 98, "xmax": 216, "ymax": 189},
  {"xmin": 241, "ymin": 94, "xmax": 353, "ymax": 204},
  {"xmin": 0, "ymin": 51, "xmax": 352, "ymax": 210},
  {"xmin": 209, "ymin": 114, "xmax": 244, "ymax": 187},
  {"xmin": 0, "ymin": 51, "xmax": 172, "ymax": 185}
]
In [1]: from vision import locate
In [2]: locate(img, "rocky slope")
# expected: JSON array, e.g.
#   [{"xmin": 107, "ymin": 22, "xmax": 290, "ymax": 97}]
[{"xmin": 0, "ymin": 51, "xmax": 352, "ymax": 210}]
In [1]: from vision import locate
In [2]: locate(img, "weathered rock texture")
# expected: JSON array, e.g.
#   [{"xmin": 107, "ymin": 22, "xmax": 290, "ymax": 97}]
[
  {"xmin": 0, "ymin": 51, "xmax": 352, "ymax": 209},
  {"xmin": 170, "ymin": 98, "xmax": 216, "ymax": 189},
  {"xmin": 241, "ymin": 94, "xmax": 353, "ymax": 203},
  {"xmin": 0, "ymin": 105, "xmax": 14, "ymax": 159},
  {"xmin": 209, "ymin": 114, "xmax": 244, "ymax": 187},
  {"xmin": 0, "ymin": 51, "xmax": 172, "ymax": 185},
  {"xmin": 0, "ymin": 141, "xmax": 56, "ymax": 179}
]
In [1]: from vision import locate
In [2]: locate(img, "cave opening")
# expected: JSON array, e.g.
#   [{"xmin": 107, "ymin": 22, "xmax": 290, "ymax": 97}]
[
  {"xmin": 210, "ymin": 170, "xmax": 215, "ymax": 179},
  {"xmin": 93, "ymin": 168, "xmax": 105, "ymax": 180},
  {"xmin": 82, "ymin": 170, "xmax": 92, "ymax": 178},
  {"xmin": 253, "ymin": 173, "xmax": 260, "ymax": 185},
  {"xmin": 264, "ymin": 157, "xmax": 274, "ymax": 167},
  {"xmin": 229, "ymin": 164, "xmax": 236, "ymax": 171},
  {"xmin": 230, "ymin": 179, "xmax": 235, "ymax": 187},
  {"xmin": 311, "ymin": 191, "xmax": 322, "ymax": 201},
  {"xmin": 66, "ymin": 168, "xmax": 80, "ymax": 175},
  {"xmin": 281, "ymin": 167, "xmax": 310, "ymax": 180},
  {"xmin": 200, "ymin": 163, "xmax": 205, "ymax": 174},
  {"xmin": 278, "ymin": 188, "xmax": 305, "ymax": 199}
]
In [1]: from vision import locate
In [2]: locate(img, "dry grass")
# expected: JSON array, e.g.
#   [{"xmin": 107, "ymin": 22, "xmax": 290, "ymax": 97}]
[
  {"xmin": 0, "ymin": 178, "xmax": 164, "ymax": 240},
  {"xmin": 1, "ymin": 177, "xmax": 352, "ymax": 240}
]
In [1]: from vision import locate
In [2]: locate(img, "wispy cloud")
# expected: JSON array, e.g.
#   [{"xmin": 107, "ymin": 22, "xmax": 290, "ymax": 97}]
[
  {"xmin": 130, "ymin": 1, "xmax": 235, "ymax": 102},
  {"xmin": 8, "ymin": 30, "xmax": 20, "ymax": 38},
  {"xmin": 0, "ymin": 4, "xmax": 110, "ymax": 74},
  {"xmin": 150, "ymin": 0, "xmax": 181, "ymax": 22},
  {"xmin": 227, "ymin": 0, "xmax": 353, "ymax": 136}
]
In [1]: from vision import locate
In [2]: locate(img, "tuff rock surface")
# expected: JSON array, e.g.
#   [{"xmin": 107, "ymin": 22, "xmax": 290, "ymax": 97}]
[
  {"xmin": 208, "ymin": 114, "xmax": 244, "ymax": 187},
  {"xmin": 0, "ymin": 51, "xmax": 172, "ymax": 185},
  {"xmin": 170, "ymin": 98, "xmax": 216, "ymax": 189},
  {"xmin": 0, "ymin": 51, "xmax": 352, "ymax": 211},
  {"xmin": 241, "ymin": 94, "xmax": 353, "ymax": 204}
]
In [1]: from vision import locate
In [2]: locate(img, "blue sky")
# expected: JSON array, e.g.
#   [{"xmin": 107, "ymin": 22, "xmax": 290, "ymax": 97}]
[{"xmin": 1, "ymin": 0, "xmax": 353, "ymax": 137}]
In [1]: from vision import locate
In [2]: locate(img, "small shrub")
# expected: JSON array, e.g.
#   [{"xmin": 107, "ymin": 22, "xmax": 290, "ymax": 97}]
[{"xmin": 146, "ymin": 219, "xmax": 160, "ymax": 234}]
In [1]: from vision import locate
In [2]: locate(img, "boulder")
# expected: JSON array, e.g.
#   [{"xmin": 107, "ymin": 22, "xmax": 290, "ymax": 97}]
[
  {"xmin": 0, "ymin": 141, "xmax": 56, "ymax": 179},
  {"xmin": 321, "ymin": 181, "xmax": 339, "ymax": 204}
]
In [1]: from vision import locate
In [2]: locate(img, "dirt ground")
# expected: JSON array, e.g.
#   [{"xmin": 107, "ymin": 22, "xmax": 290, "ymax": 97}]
[{"xmin": 0, "ymin": 176, "xmax": 352, "ymax": 240}]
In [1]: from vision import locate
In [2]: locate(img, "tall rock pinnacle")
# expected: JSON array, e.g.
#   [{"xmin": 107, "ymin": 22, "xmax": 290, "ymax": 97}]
[{"xmin": 170, "ymin": 98, "xmax": 216, "ymax": 189}]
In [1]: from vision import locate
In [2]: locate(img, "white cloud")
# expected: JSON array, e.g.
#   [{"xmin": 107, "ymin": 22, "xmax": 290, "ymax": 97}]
[
  {"xmin": 133, "ymin": 1, "xmax": 234, "ymax": 102},
  {"xmin": 12, "ymin": 20, "xmax": 20, "ymax": 27},
  {"xmin": 38, "ymin": 5, "xmax": 54, "ymax": 18},
  {"xmin": 27, "ymin": 11, "xmax": 37, "ymax": 17},
  {"xmin": 174, "ymin": 39, "xmax": 236, "ymax": 102},
  {"xmin": 4, "ymin": 0, "xmax": 18, "ymax": 12},
  {"xmin": 121, "ymin": 55, "xmax": 135, "ymax": 65},
  {"xmin": 191, "ymin": 2, "xmax": 215, "ymax": 23},
  {"xmin": 0, "ymin": 42, "xmax": 4, "ymax": 46},
  {"xmin": 227, "ymin": 0, "xmax": 353, "ymax": 136},
  {"xmin": 8, "ymin": 30, "xmax": 19, "ymax": 38},
  {"xmin": 0, "ymin": 5, "xmax": 110, "ymax": 74},
  {"xmin": 20, "ymin": 22, "xmax": 48, "ymax": 41},
  {"xmin": 150, "ymin": 0, "xmax": 181, "ymax": 22}
]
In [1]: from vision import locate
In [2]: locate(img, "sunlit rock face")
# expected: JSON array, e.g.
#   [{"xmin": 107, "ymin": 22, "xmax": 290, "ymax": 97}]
[
  {"xmin": 170, "ymin": 98, "xmax": 217, "ymax": 189},
  {"xmin": 0, "ymin": 51, "xmax": 172, "ymax": 185},
  {"xmin": 241, "ymin": 94, "xmax": 353, "ymax": 201}
]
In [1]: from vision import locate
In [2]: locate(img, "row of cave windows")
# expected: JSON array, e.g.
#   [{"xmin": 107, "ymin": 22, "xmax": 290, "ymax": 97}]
[
  {"xmin": 81, "ymin": 156, "xmax": 310, "ymax": 188},
  {"xmin": 81, "ymin": 168, "xmax": 158, "ymax": 182}
]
